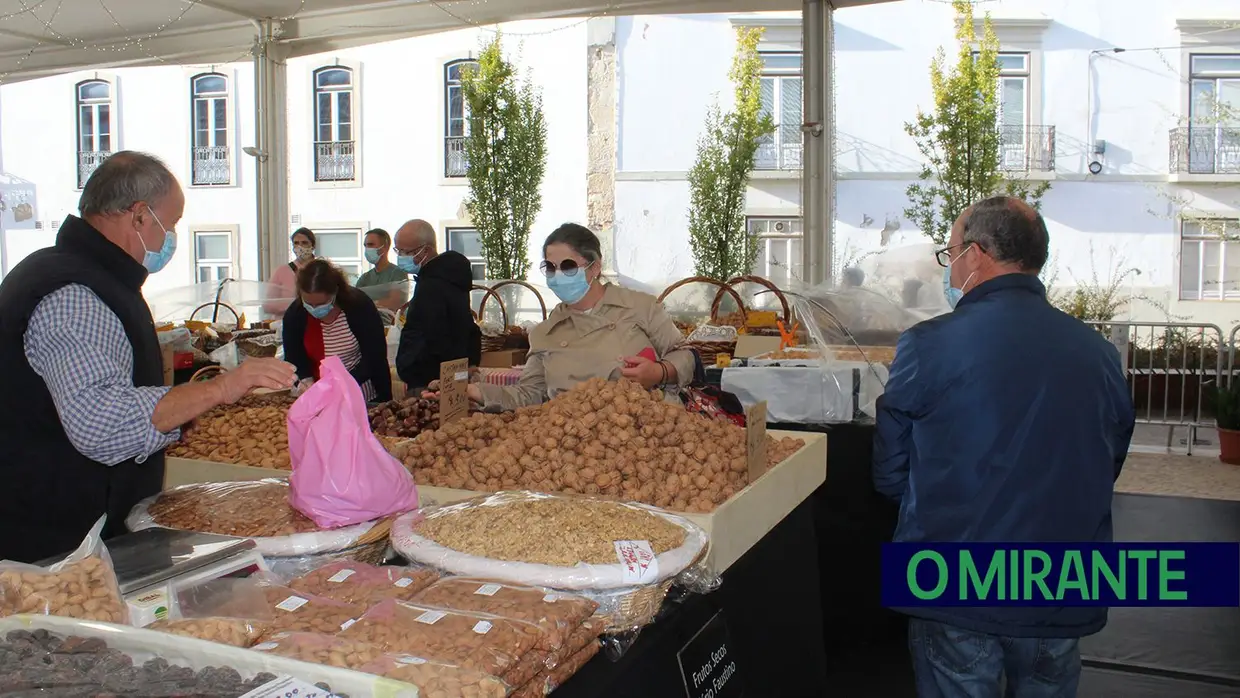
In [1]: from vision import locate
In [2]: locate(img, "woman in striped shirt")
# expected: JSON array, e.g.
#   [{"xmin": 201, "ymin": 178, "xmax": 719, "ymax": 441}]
[{"xmin": 281, "ymin": 260, "xmax": 392, "ymax": 402}]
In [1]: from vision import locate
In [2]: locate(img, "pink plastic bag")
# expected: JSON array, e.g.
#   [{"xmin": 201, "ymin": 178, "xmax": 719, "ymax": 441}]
[{"xmin": 287, "ymin": 356, "xmax": 419, "ymax": 528}]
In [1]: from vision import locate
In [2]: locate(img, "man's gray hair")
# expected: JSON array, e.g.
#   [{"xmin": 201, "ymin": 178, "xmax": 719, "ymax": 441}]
[{"xmin": 78, "ymin": 151, "xmax": 179, "ymax": 217}]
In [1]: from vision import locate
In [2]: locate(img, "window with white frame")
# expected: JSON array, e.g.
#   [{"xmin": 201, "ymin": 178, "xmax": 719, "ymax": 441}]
[
  {"xmin": 748, "ymin": 217, "xmax": 803, "ymax": 287},
  {"xmin": 1180, "ymin": 218, "xmax": 1240, "ymax": 300},
  {"xmin": 191, "ymin": 73, "xmax": 231, "ymax": 186},
  {"xmin": 314, "ymin": 227, "xmax": 365, "ymax": 279},
  {"xmin": 757, "ymin": 53, "xmax": 802, "ymax": 171},
  {"xmin": 996, "ymin": 52, "xmax": 1031, "ymax": 170},
  {"xmin": 76, "ymin": 79, "xmax": 113, "ymax": 188},
  {"xmin": 445, "ymin": 60, "xmax": 477, "ymax": 178},
  {"xmin": 1187, "ymin": 55, "xmax": 1240, "ymax": 174},
  {"xmin": 447, "ymin": 227, "xmax": 487, "ymax": 280},
  {"xmin": 313, "ymin": 66, "xmax": 356, "ymax": 182},
  {"xmin": 192, "ymin": 228, "xmax": 237, "ymax": 284}
]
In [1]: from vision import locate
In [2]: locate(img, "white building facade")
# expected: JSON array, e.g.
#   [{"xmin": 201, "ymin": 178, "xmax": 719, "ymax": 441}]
[{"xmin": 2, "ymin": 1, "xmax": 1240, "ymax": 325}]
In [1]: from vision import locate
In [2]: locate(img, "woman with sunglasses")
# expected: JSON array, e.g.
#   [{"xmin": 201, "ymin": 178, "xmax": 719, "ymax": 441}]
[
  {"xmin": 281, "ymin": 259, "xmax": 392, "ymax": 402},
  {"xmin": 438, "ymin": 223, "xmax": 694, "ymax": 410}
]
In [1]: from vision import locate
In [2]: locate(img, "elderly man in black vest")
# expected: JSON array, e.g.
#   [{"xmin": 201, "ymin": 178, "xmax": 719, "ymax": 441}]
[{"xmin": 0, "ymin": 151, "xmax": 296, "ymax": 563}]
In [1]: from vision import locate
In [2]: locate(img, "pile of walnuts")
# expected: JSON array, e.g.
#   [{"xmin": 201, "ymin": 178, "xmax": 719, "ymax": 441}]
[
  {"xmin": 403, "ymin": 378, "xmax": 804, "ymax": 513},
  {"xmin": 168, "ymin": 393, "xmax": 295, "ymax": 469},
  {"xmin": 368, "ymin": 397, "xmax": 441, "ymax": 439}
]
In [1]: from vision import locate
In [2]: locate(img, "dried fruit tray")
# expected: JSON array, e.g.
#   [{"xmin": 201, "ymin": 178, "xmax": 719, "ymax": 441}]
[{"xmin": 0, "ymin": 614, "xmax": 418, "ymax": 696}]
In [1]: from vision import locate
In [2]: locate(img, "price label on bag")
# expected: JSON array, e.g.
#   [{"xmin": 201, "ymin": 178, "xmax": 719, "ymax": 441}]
[
  {"xmin": 240, "ymin": 675, "xmax": 344, "ymax": 698},
  {"xmin": 745, "ymin": 401, "xmax": 768, "ymax": 482},
  {"xmin": 439, "ymin": 358, "xmax": 469, "ymax": 425}
]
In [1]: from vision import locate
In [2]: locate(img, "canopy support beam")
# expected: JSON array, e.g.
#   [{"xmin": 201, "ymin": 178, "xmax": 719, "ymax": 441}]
[
  {"xmin": 252, "ymin": 19, "xmax": 290, "ymax": 283},
  {"xmin": 801, "ymin": 0, "xmax": 834, "ymax": 286}
]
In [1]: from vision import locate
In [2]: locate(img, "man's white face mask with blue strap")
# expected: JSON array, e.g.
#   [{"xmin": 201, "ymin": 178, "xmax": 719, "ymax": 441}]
[{"xmin": 942, "ymin": 244, "xmax": 977, "ymax": 309}]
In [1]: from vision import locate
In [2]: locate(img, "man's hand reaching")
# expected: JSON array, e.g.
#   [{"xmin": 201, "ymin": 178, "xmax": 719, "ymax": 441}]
[{"xmin": 214, "ymin": 358, "xmax": 298, "ymax": 404}]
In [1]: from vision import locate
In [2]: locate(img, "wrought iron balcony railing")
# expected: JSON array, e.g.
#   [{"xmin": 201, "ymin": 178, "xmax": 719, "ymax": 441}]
[
  {"xmin": 755, "ymin": 123, "xmax": 803, "ymax": 170},
  {"xmin": 314, "ymin": 140, "xmax": 356, "ymax": 182},
  {"xmin": 77, "ymin": 150, "xmax": 111, "ymax": 188},
  {"xmin": 192, "ymin": 145, "xmax": 231, "ymax": 186},
  {"xmin": 1169, "ymin": 126, "xmax": 1240, "ymax": 175},
  {"xmin": 998, "ymin": 124, "xmax": 1056, "ymax": 173},
  {"xmin": 445, "ymin": 136, "xmax": 467, "ymax": 178}
]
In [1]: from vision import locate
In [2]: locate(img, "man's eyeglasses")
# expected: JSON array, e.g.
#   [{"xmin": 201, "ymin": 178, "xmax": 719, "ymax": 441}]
[
  {"xmin": 934, "ymin": 241, "xmax": 985, "ymax": 267},
  {"xmin": 540, "ymin": 259, "xmax": 593, "ymax": 277}
]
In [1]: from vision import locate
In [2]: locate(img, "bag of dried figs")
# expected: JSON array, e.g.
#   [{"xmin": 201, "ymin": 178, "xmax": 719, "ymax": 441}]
[{"xmin": 0, "ymin": 515, "xmax": 128, "ymax": 624}]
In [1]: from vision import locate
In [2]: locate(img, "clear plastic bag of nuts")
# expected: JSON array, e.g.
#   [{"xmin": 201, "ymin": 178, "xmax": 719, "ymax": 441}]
[
  {"xmin": 339, "ymin": 599, "xmax": 546, "ymax": 686},
  {"xmin": 147, "ymin": 578, "xmax": 275, "ymax": 647},
  {"xmin": 253, "ymin": 584, "xmax": 367, "ymax": 638},
  {"xmin": 512, "ymin": 639, "xmax": 601, "ymax": 698},
  {"xmin": 0, "ymin": 515, "xmax": 128, "ymax": 623},
  {"xmin": 287, "ymin": 560, "xmax": 440, "ymax": 606},
  {"xmin": 412, "ymin": 578, "xmax": 597, "ymax": 655},
  {"xmin": 251, "ymin": 631, "xmax": 509, "ymax": 698}
]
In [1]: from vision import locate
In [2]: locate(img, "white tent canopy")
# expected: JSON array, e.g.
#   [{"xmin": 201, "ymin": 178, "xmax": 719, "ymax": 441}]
[{"xmin": 0, "ymin": 0, "xmax": 896, "ymax": 282}]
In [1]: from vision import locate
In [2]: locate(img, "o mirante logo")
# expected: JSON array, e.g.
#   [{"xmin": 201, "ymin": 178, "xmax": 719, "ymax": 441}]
[{"xmin": 880, "ymin": 543, "xmax": 1240, "ymax": 608}]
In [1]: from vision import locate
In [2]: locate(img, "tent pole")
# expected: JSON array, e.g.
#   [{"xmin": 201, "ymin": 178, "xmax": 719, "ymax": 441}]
[
  {"xmin": 801, "ymin": 0, "xmax": 834, "ymax": 286},
  {"xmin": 252, "ymin": 20, "xmax": 289, "ymax": 284}
]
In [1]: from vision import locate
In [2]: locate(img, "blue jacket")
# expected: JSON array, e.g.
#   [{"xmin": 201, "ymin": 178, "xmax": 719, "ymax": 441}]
[{"xmin": 873, "ymin": 273, "xmax": 1135, "ymax": 638}]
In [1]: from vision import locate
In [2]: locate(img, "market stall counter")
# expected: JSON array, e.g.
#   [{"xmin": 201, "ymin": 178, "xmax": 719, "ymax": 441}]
[{"xmin": 161, "ymin": 429, "xmax": 830, "ymax": 695}]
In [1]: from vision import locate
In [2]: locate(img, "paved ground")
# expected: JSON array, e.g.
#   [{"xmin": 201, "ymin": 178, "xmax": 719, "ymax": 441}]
[{"xmin": 1120, "ymin": 423, "xmax": 1240, "ymax": 501}]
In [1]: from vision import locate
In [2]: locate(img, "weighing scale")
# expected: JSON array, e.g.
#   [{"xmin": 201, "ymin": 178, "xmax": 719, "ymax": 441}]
[{"xmin": 106, "ymin": 528, "xmax": 268, "ymax": 627}]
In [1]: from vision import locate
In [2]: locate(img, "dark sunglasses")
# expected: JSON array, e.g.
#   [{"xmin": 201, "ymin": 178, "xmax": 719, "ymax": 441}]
[{"xmin": 540, "ymin": 259, "xmax": 593, "ymax": 277}]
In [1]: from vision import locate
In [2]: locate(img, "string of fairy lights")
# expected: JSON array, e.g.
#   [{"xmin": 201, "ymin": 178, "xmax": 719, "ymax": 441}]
[{"xmin": 0, "ymin": 0, "xmax": 625, "ymax": 84}]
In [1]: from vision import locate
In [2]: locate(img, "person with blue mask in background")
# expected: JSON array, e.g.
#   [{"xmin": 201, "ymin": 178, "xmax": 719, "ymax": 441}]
[
  {"xmin": 355, "ymin": 227, "xmax": 409, "ymax": 312},
  {"xmin": 874, "ymin": 196, "xmax": 1135, "ymax": 698},
  {"xmin": 393, "ymin": 219, "xmax": 481, "ymax": 391},
  {"xmin": 0, "ymin": 151, "xmax": 296, "ymax": 562},
  {"xmin": 427, "ymin": 223, "xmax": 694, "ymax": 411},
  {"xmin": 282, "ymin": 259, "xmax": 391, "ymax": 402}
]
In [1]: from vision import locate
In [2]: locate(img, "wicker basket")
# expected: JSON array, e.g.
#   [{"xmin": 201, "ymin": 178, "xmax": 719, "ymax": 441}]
[
  {"xmin": 233, "ymin": 329, "xmax": 280, "ymax": 358},
  {"xmin": 595, "ymin": 546, "xmax": 709, "ymax": 632},
  {"xmin": 657, "ymin": 277, "xmax": 748, "ymax": 365},
  {"xmin": 269, "ymin": 516, "xmax": 396, "ymax": 567},
  {"xmin": 189, "ymin": 301, "xmax": 241, "ymax": 326},
  {"xmin": 709, "ymin": 275, "xmax": 792, "ymax": 338},
  {"xmin": 479, "ymin": 281, "xmax": 547, "ymax": 352}
]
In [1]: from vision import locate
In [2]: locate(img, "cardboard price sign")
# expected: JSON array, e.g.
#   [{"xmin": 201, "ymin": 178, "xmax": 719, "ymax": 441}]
[
  {"xmin": 439, "ymin": 358, "xmax": 470, "ymax": 424},
  {"xmin": 745, "ymin": 401, "xmax": 768, "ymax": 482}
]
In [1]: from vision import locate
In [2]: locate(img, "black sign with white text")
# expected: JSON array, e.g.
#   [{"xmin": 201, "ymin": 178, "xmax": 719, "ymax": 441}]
[{"xmin": 677, "ymin": 611, "xmax": 742, "ymax": 698}]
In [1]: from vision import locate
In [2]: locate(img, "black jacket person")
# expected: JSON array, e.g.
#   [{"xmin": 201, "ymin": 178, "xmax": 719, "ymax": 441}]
[
  {"xmin": 393, "ymin": 220, "xmax": 481, "ymax": 389},
  {"xmin": 0, "ymin": 151, "xmax": 295, "ymax": 562}
]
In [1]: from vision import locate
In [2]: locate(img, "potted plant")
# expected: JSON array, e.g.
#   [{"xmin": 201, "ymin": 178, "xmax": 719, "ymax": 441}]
[{"xmin": 1212, "ymin": 379, "xmax": 1240, "ymax": 465}]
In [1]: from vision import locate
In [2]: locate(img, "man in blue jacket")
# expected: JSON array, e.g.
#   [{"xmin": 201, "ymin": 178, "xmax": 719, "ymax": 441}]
[{"xmin": 874, "ymin": 196, "xmax": 1135, "ymax": 697}]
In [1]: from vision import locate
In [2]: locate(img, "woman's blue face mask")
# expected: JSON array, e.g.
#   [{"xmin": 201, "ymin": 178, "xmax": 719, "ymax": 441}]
[
  {"xmin": 546, "ymin": 262, "xmax": 595, "ymax": 304},
  {"xmin": 303, "ymin": 295, "xmax": 335, "ymax": 319}
]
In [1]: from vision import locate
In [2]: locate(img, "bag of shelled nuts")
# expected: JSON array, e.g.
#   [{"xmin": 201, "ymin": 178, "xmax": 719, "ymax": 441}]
[
  {"xmin": 339, "ymin": 599, "xmax": 546, "ymax": 686},
  {"xmin": 413, "ymin": 578, "xmax": 597, "ymax": 653},
  {"xmin": 0, "ymin": 516, "xmax": 127, "ymax": 624},
  {"xmin": 288, "ymin": 560, "xmax": 439, "ymax": 607}
]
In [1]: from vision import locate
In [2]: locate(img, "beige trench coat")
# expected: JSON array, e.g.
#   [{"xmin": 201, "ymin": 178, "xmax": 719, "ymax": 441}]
[{"xmin": 478, "ymin": 284, "xmax": 694, "ymax": 411}]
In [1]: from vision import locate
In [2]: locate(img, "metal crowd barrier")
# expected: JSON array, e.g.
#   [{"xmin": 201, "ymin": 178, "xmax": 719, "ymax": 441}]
[{"xmin": 1087, "ymin": 321, "xmax": 1224, "ymax": 455}]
